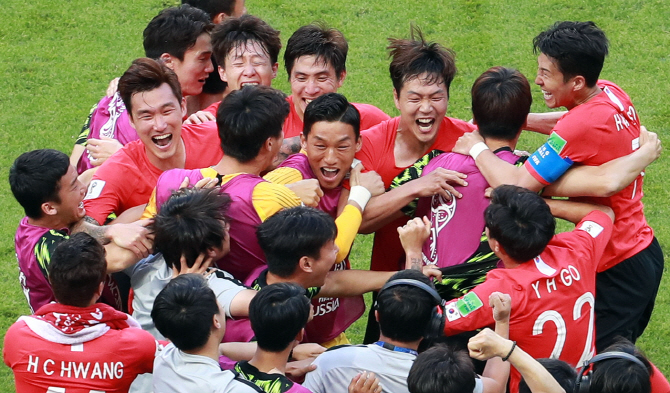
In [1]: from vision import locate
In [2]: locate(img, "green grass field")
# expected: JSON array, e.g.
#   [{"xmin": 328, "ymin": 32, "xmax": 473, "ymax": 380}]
[{"xmin": 1, "ymin": 0, "xmax": 669, "ymax": 390}]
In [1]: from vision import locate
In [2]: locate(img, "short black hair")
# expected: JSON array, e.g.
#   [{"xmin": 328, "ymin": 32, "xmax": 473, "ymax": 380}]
[
  {"xmin": 533, "ymin": 21, "xmax": 609, "ymax": 87},
  {"xmin": 49, "ymin": 233, "xmax": 107, "ymax": 307},
  {"xmin": 257, "ymin": 206, "xmax": 337, "ymax": 278},
  {"xmin": 519, "ymin": 358, "xmax": 576, "ymax": 393},
  {"xmin": 590, "ymin": 337, "xmax": 652, "ymax": 393},
  {"xmin": 408, "ymin": 344, "xmax": 476, "ymax": 393},
  {"xmin": 9, "ymin": 149, "xmax": 70, "ymax": 219},
  {"xmin": 152, "ymin": 188, "xmax": 231, "ymax": 270},
  {"xmin": 211, "ymin": 15, "xmax": 281, "ymax": 67},
  {"xmin": 377, "ymin": 269, "xmax": 437, "ymax": 342},
  {"xmin": 144, "ymin": 4, "xmax": 213, "ymax": 60},
  {"xmin": 217, "ymin": 85, "xmax": 289, "ymax": 162},
  {"xmin": 472, "ymin": 67, "xmax": 531, "ymax": 141},
  {"xmin": 182, "ymin": 0, "xmax": 237, "ymax": 19},
  {"xmin": 388, "ymin": 26, "xmax": 456, "ymax": 96},
  {"xmin": 249, "ymin": 283, "xmax": 311, "ymax": 352},
  {"xmin": 484, "ymin": 185, "xmax": 555, "ymax": 262},
  {"xmin": 303, "ymin": 93, "xmax": 361, "ymax": 140},
  {"xmin": 118, "ymin": 58, "xmax": 182, "ymax": 115},
  {"xmin": 152, "ymin": 273, "xmax": 220, "ymax": 351},
  {"xmin": 284, "ymin": 23, "xmax": 348, "ymax": 79}
]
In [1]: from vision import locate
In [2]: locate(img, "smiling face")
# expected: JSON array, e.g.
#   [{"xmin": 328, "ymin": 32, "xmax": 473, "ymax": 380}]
[
  {"xmin": 220, "ymin": 40, "xmax": 277, "ymax": 91},
  {"xmin": 302, "ymin": 120, "xmax": 360, "ymax": 190},
  {"xmin": 129, "ymin": 83, "xmax": 185, "ymax": 165},
  {"xmin": 52, "ymin": 165, "xmax": 87, "ymax": 225},
  {"xmin": 394, "ymin": 73, "xmax": 448, "ymax": 145},
  {"xmin": 168, "ymin": 33, "xmax": 214, "ymax": 97},
  {"xmin": 289, "ymin": 55, "xmax": 345, "ymax": 120},
  {"xmin": 535, "ymin": 53, "xmax": 577, "ymax": 110}
]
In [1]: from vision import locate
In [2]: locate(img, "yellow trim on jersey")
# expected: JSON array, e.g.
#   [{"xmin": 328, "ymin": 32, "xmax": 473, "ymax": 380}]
[
  {"xmin": 141, "ymin": 189, "xmax": 158, "ymax": 220},
  {"xmin": 320, "ymin": 332, "xmax": 351, "ymax": 348},
  {"xmin": 334, "ymin": 204, "xmax": 362, "ymax": 262},
  {"xmin": 263, "ymin": 167, "xmax": 304, "ymax": 185}
]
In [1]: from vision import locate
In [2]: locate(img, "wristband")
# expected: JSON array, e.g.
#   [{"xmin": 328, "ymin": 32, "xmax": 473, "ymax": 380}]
[
  {"xmin": 348, "ymin": 185, "xmax": 372, "ymax": 211},
  {"xmin": 469, "ymin": 142, "xmax": 490, "ymax": 160},
  {"xmin": 502, "ymin": 341, "xmax": 516, "ymax": 362}
]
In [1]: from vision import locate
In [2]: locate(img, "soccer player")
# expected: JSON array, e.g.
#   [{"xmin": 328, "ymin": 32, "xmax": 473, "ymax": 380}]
[
  {"xmin": 355, "ymin": 27, "xmax": 472, "ymax": 275},
  {"xmin": 187, "ymin": 14, "xmax": 281, "ymax": 123},
  {"xmin": 452, "ymin": 21, "xmax": 663, "ymax": 351},
  {"xmin": 9, "ymin": 149, "xmax": 151, "ymax": 312},
  {"xmin": 234, "ymin": 283, "xmax": 313, "ymax": 393},
  {"xmin": 434, "ymin": 185, "xmax": 613, "ymax": 392},
  {"xmin": 82, "ymin": 57, "xmax": 223, "ymax": 225},
  {"xmin": 263, "ymin": 93, "xmax": 385, "ymax": 346},
  {"xmin": 74, "ymin": 4, "xmax": 215, "ymax": 175},
  {"xmin": 3, "ymin": 233, "xmax": 159, "ymax": 392},
  {"xmin": 127, "ymin": 188, "xmax": 256, "ymax": 340},
  {"xmin": 276, "ymin": 23, "xmax": 389, "ymax": 163},
  {"xmin": 302, "ymin": 269, "xmax": 445, "ymax": 393},
  {"xmin": 151, "ymin": 274, "xmax": 263, "ymax": 393}
]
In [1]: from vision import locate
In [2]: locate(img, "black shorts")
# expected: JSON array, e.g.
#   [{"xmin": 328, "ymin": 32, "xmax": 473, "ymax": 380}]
[{"xmin": 594, "ymin": 237, "xmax": 664, "ymax": 352}]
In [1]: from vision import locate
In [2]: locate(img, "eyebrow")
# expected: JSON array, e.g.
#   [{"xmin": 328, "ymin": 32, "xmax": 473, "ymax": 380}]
[
  {"xmin": 406, "ymin": 89, "xmax": 446, "ymax": 96},
  {"xmin": 136, "ymin": 102, "xmax": 176, "ymax": 116},
  {"xmin": 313, "ymin": 134, "xmax": 352, "ymax": 143}
]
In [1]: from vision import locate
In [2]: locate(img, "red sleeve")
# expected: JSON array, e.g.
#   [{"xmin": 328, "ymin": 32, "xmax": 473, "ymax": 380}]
[
  {"xmin": 443, "ymin": 276, "xmax": 505, "ymax": 335},
  {"xmin": 650, "ymin": 362, "xmax": 670, "ymax": 393},
  {"xmin": 122, "ymin": 328, "xmax": 161, "ymax": 374},
  {"xmin": 83, "ymin": 159, "xmax": 129, "ymax": 225},
  {"xmin": 355, "ymin": 127, "xmax": 381, "ymax": 173},
  {"xmin": 572, "ymin": 210, "xmax": 614, "ymax": 270},
  {"xmin": 354, "ymin": 103, "xmax": 390, "ymax": 130}
]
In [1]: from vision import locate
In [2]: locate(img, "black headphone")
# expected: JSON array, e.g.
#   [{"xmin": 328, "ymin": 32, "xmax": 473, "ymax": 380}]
[
  {"xmin": 574, "ymin": 351, "xmax": 648, "ymax": 393},
  {"xmin": 376, "ymin": 278, "xmax": 446, "ymax": 339}
]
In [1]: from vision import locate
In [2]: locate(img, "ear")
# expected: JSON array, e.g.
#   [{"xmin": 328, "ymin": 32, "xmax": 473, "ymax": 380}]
[
  {"xmin": 337, "ymin": 70, "xmax": 347, "ymax": 88},
  {"xmin": 94, "ymin": 281, "xmax": 104, "ymax": 301},
  {"xmin": 572, "ymin": 75, "xmax": 587, "ymax": 92},
  {"xmin": 272, "ymin": 62, "xmax": 279, "ymax": 80},
  {"xmin": 355, "ymin": 136, "xmax": 362, "ymax": 152},
  {"xmin": 213, "ymin": 313, "xmax": 223, "ymax": 330},
  {"xmin": 219, "ymin": 65, "xmax": 228, "ymax": 82},
  {"xmin": 160, "ymin": 53, "xmax": 176, "ymax": 71},
  {"xmin": 300, "ymin": 133, "xmax": 308, "ymax": 151},
  {"xmin": 180, "ymin": 97, "xmax": 187, "ymax": 116},
  {"xmin": 41, "ymin": 201, "xmax": 58, "ymax": 217},
  {"xmin": 299, "ymin": 256, "xmax": 314, "ymax": 274},
  {"xmin": 295, "ymin": 328, "xmax": 305, "ymax": 343},
  {"xmin": 212, "ymin": 12, "xmax": 228, "ymax": 24},
  {"xmin": 374, "ymin": 309, "xmax": 380, "ymax": 322},
  {"xmin": 393, "ymin": 88, "xmax": 401, "ymax": 111}
]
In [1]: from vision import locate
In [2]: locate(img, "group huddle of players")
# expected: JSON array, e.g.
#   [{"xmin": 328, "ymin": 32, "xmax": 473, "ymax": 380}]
[{"xmin": 3, "ymin": 0, "xmax": 668, "ymax": 392}]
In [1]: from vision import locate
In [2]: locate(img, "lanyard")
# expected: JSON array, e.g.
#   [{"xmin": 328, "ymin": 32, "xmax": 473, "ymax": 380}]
[{"xmin": 374, "ymin": 341, "xmax": 418, "ymax": 356}]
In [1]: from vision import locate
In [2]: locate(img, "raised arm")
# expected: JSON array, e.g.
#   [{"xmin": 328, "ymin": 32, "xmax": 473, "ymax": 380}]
[
  {"xmin": 524, "ymin": 111, "xmax": 566, "ymax": 135},
  {"xmin": 544, "ymin": 199, "xmax": 614, "ymax": 225}
]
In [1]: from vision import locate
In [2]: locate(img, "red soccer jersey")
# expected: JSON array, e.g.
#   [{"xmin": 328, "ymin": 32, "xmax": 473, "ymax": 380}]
[
  {"xmin": 443, "ymin": 211, "xmax": 613, "ymax": 392},
  {"xmin": 3, "ymin": 319, "xmax": 157, "ymax": 393},
  {"xmin": 525, "ymin": 80, "xmax": 653, "ymax": 271},
  {"xmin": 83, "ymin": 121, "xmax": 223, "ymax": 224},
  {"xmin": 355, "ymin": 116, "xmax": 475, "ymax": 271}
]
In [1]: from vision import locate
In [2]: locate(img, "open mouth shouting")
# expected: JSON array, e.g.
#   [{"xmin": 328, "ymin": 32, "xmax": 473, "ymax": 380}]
[
  {"xmin": 416, "ymin": 118, "xmax": 435, "ymax": 132},
  {"xmin": 152, "ymin": 133, "xmax": 173, "ymax": 148},
  {"xmin": 320, "ymin": 167, "xmax": 340, "ymax": 181}
]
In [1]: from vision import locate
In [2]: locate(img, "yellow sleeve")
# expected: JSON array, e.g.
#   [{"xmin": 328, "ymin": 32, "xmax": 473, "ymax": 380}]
[
  {"xmin": 141, "ymin": 188, "xmax": 158, "ymax": 219},
  {"xmin": 252, "ymin": 182, "xmax": 302, "ymax": 222},
  {"xmin": 334, "ymin": 204, "xmax": 362, "ymax": 262},
  {"xmin": 263, "ymin": 167, "xmax": 304, "ymax": 185}
]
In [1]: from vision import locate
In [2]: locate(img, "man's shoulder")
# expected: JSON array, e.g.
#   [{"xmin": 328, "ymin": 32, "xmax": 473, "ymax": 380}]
[
  {"xmin": 93, "ymin": 140, "xmax": 145, "ymax": 178},
  {"xmin": 441, "ymin": 116, "xmax": 477, "ymax": 132}
]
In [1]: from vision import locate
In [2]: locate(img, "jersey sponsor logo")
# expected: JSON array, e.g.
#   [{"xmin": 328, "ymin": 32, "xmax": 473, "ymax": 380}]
[
  {"xmin": 456, "ymin": 292, "xmax": 483, "ymax": 316},
  {"xmin": 578, "ymin": 221, "xmax": 604, "ymax": 238},
  {"xmin": 84, "ymin": 180, "xmax": 105, "ymax": 200},
  {"xmin": 546, "ymin": 132, "xmax": 567, "ymax": 155}
]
